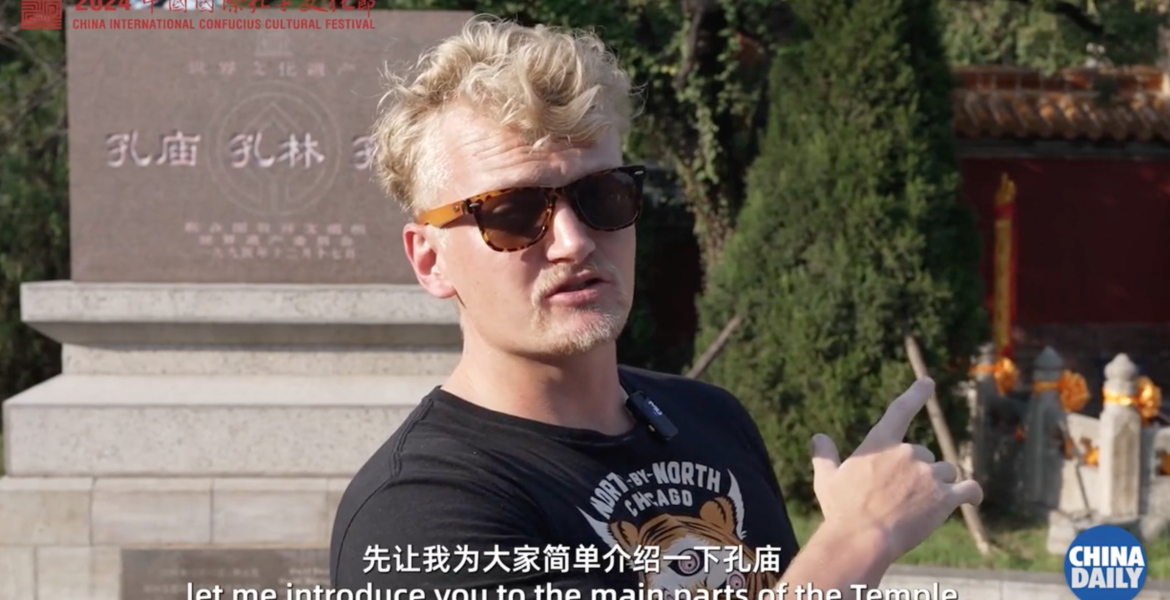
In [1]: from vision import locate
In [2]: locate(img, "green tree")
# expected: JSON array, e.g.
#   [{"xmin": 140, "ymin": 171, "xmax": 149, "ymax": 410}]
[
  {"xmin": 0, "ymin": 20, "xmax": 70, "ymax": 410},
  {"xmin": 694, "ymin": 0, "xmax": 988, "ymax": 509},
  {"xmin": 939, "ymin": 0, "xmax": 1166, "ymax": 70}
]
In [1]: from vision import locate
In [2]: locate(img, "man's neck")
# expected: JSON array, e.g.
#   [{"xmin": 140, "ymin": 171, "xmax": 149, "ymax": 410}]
[{"xmin": 441, "ymin": 337, "xmax": 634, "ymax": 436}]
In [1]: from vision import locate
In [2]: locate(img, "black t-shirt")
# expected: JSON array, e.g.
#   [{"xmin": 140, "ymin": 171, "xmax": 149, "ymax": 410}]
[{"xmin": 330, "ymin": 366, "xmax": 800, "ymax": 596}]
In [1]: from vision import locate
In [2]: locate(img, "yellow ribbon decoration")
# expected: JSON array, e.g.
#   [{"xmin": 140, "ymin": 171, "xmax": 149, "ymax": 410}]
[
  {"xmin": 1060, "ymin": 436, "xmax": 1099, "ymax": 466},
  {"xmin": 1104, "ymin": 387, "xmax": 1135, "ymax": 407},
  {"xmin": 1081, "ymin": 439, "xmax": 1099, "ymax": 467},
  {"xmin": 970, "ymin": 356, "xmax": 1018, "ymax": 396},
  {"xmin": 1136, "ymin": 376, "xmax": 1162, "ymax": 426},
  {"xmin": 1103, "ymin": 376, "xmax": 1163, "ymax": 426},
  {"xmin": 1032, "ymin": 370, "xmax": 1090, "ymax": 413}
]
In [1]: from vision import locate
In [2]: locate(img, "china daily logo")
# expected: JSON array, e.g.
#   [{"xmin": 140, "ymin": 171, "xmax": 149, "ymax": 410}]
[{"xmin": 1064, "ymin": 524, "xmax": 1148, "ymax": 600}]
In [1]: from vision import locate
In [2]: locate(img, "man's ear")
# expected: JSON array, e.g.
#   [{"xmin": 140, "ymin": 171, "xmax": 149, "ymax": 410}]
[{"xmin": 403, "ymin": 223, "xmax": 457, "ymax": 299}]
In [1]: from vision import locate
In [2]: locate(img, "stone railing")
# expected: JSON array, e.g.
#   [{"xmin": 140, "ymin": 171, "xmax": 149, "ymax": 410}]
[{"xmin": 968, "ymin": 345, "xmax": 1170, "ymax": 553}]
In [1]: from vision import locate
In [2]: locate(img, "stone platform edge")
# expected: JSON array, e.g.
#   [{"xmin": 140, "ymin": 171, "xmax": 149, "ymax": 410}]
[
  {"xmin": 882, "ymin": 564, "xmax": 1170, "ymax": 599},
  {"xmin": 21, "ymin": 281, "xmax": 459, "ymax": 325},
  {"xmin": 2, "ymin": 375, "xmax": 437, "ymax": 477},
  {"xmin": 19, "ymin": 281, "xmax": 463, "ymax": 347}
]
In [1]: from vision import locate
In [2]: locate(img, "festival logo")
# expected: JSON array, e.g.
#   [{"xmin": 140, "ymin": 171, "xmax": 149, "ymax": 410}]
[
  {"xmin": 21, "ymin": 0, "xmax": 62, "ymax": 29},
  {"xmin": 579, "ymin": 462, "xmax": 780, "ymax": 595}
]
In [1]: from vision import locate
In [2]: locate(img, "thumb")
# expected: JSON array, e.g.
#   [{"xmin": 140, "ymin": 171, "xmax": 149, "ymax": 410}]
[{"xmin": 810, "ymin": 433, "xmax": 841, "ymax": 483}]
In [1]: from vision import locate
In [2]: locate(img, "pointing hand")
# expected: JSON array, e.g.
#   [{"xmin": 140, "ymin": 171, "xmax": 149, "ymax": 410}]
[{"xmin": 809, "ymin": 378, "xmax": 984, "ymax": 561}]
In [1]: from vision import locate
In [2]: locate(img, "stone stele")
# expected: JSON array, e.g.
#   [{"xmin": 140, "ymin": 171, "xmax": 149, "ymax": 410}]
[
  {"xmin": 0, "ymin": 8, "xmax": 470, "ymax": 600},
  {"xmin": 66, "ymin": 8, "xmax": 466, "ymax": 285}
]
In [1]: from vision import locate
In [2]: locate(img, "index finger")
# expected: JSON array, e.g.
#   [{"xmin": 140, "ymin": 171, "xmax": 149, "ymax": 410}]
[{"xmin": 863, "ymin": 378, "xmax": 933, "ymax": 448}]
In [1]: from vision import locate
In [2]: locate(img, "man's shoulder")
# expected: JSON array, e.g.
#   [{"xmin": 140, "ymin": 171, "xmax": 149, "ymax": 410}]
[
  {"xmin": 618, "ymin": 365, "xmax": 767, "ymax": 458},
  {"xmin": 617, "ymin": 364, "xmax": 746, "ymax": 413},
  {"xmin": 329, "ymin": 390, "xmax": 534, "ymax": 582},
  {"xmin": 334, "ymin": 389, "xmax": 491, "ymax": 504}
]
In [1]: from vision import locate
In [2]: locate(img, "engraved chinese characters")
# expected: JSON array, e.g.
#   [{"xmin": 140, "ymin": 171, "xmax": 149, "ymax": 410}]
[
  {"xmin": 106, "ymin": 130, "xmax": 202, "ymax": 167},
  {"xmin": 67, "ymin": 11, "xmax": 472, "ymax": 284},
  {"xmin": 209, "ymin": 80, "xmax": 342, "ymax": 216}
]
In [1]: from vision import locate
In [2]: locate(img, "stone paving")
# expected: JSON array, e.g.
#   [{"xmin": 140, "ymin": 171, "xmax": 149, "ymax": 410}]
[{"xmin": 880, "ymin": 564, "xmax": 1170, "ymax": 600}]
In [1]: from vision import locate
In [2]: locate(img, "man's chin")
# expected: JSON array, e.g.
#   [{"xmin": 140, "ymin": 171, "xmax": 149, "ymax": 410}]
[{"xmin": 541, "ymin": 312, "xmax": 628, "ymax": 356}]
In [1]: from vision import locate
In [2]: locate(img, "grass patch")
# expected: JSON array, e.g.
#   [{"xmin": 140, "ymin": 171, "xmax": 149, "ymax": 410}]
[{"xmin": 789, "ymin": 511, "xmax": 1170, "ymax": 579}]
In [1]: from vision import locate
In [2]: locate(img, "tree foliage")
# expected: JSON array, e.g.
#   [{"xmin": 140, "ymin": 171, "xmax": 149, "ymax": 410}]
[
  {"xmin": 693, "ymin": 0, "xmax": 988, "ymax": 509},
  {"xmin": 0, "ymin": 20, "xmax": 69, "ymax": 409},
  {"xmin": 940, "ymin": 0, "xmax": 1166, "ymax": 71}
]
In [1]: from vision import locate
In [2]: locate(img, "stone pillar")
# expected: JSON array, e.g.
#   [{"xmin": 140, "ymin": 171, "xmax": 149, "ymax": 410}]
[
  {"xmin": 1141, "ymin": 426, "xmax": 1157, "ymax": 516},
  {"xmin": 969, "ymin": 343, "xmax": 996, "ymax": 486},
  {"xmin": 1024, "ymin": 346, "xmax": 1064, "ymax": 512},
  {"xmin": 0, "ymin": 10, "xmax": 472, "ymax": 600},
  {"xmin": 1099, "ymin": 353, "xmax": 1142, "ymax": 519},
  {"xmin": 1142, "ymin": 428, "xmax": 1170, "ymax": 540},
  {"xmin": 1140, "ymin": 424, "xmax": 1158, "ymax": 537}
]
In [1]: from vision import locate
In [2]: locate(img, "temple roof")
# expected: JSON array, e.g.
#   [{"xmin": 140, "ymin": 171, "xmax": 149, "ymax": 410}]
[{"xmin": 951, "ymin": 66, "xmax": 1170, "ymax": 143}]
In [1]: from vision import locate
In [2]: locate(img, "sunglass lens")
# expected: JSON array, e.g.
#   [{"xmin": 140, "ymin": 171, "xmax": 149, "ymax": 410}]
[
  {"xmin": 477, "ymin": 190, "xmax": 549, "ymax": 250},
  {"xmin": 574, "ymin": 169, "xmax": 642, "ymax": 230}
]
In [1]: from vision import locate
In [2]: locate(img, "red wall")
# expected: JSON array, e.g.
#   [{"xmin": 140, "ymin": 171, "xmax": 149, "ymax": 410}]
[{"xmin": 960, "ymin": 158, "xmax": 1170, "ymax": 325}]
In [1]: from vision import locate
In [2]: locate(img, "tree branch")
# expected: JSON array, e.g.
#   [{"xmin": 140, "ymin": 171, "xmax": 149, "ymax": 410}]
[
  {"xmin": 0, "ymin": 74, "xmax": 65, "ymax": 148},
  {"xmin": 0, "ymin": 28, "xmax": 61, "ymax": 80},
  {"xmin": 674, "ymin": 0, "xmax": 720, "ymax": 93},
  {"xmin": 1003, "ymin": 0, "xmax": 1108, "ymax": 36}
]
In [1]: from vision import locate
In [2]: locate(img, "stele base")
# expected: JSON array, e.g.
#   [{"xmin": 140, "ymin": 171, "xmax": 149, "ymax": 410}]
[{"xmin": 0, "ymin": 282, "xmax": 460, "ymax": 600}]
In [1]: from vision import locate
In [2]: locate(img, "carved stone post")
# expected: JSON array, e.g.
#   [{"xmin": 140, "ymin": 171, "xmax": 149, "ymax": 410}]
[
  {"xmin": 1099, "ymin": 353, "xmax": 1142, "ymax": 519},
  {"xmin": 1025, "ymin": 347, "xmax": 1064, "ymax": 511},
  {"xmin": 1141, "ymin": 425, "xmax": 1156, "ymax": 517},
  {"xmin": 970, "ymin": 343, "xmax": 997, "ymax": 486},
  {"xmin": 1142, "ymin": 428, "xmax": 1170, "ymax": 540}
]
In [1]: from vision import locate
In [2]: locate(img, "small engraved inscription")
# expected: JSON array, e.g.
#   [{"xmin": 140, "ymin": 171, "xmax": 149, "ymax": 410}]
[{"xmin": 121, "ymin": 548, "xmax": 329, "ymax": 600}]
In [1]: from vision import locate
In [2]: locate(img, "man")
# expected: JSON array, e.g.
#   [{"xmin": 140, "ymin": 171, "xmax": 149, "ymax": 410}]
[{"xmin": 330, "ymin": 15, "xmax": 982, "ymax": 596}]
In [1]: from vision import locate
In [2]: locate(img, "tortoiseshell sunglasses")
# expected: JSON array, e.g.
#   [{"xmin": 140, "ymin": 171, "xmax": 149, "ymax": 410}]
[{"xmin": 414, "ymin": 165, "xmax": 646, "ymax": 252}]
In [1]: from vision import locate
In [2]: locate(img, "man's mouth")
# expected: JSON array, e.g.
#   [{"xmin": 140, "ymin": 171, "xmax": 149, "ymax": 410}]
[{"xmin": 550, "ymin": 273, "xmax": 608, "ymax": 295}]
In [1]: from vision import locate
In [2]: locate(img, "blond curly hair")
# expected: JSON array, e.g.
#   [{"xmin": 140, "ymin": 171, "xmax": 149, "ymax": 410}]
[{"xmin": 370, "ymin": 14, "xmax": 638, "ymax": 215}]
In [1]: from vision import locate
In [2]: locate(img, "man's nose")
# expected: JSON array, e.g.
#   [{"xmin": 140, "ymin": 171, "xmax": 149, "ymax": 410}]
[{"xmin": 544, "ymin": 199, "xmax": 596, "ymax": 263}]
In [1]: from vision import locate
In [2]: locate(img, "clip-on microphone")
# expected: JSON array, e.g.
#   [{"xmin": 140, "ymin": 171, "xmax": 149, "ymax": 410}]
[{"xmin": 625, "ymin": 390, "xmax": 678, "ymax": 442}]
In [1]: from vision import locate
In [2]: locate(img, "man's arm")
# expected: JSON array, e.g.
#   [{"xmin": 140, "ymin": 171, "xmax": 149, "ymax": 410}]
[{"xmin": 775, "ymin": 520, "xmax": 892, "ymax": 594}]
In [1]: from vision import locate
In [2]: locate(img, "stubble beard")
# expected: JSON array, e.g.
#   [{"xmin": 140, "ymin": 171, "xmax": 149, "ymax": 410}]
[
  {"xmin": 533, "ymin": 301, "xmax": 630, "ymax": 356},
  {"xmin": 529, "ymin": 260, "xmax": 631, "ymax": 356}
]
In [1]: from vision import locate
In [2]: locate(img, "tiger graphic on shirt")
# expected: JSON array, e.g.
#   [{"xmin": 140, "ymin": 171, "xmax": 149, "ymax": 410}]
[{"xmin": 579, "ymin": 465, "xmax": 780, "ymax": 595}]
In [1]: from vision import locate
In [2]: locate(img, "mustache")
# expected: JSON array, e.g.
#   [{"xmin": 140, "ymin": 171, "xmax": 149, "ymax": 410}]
[{"xmin": 531, "ymin": 258, "xmax": 623, "ymax": 305}]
